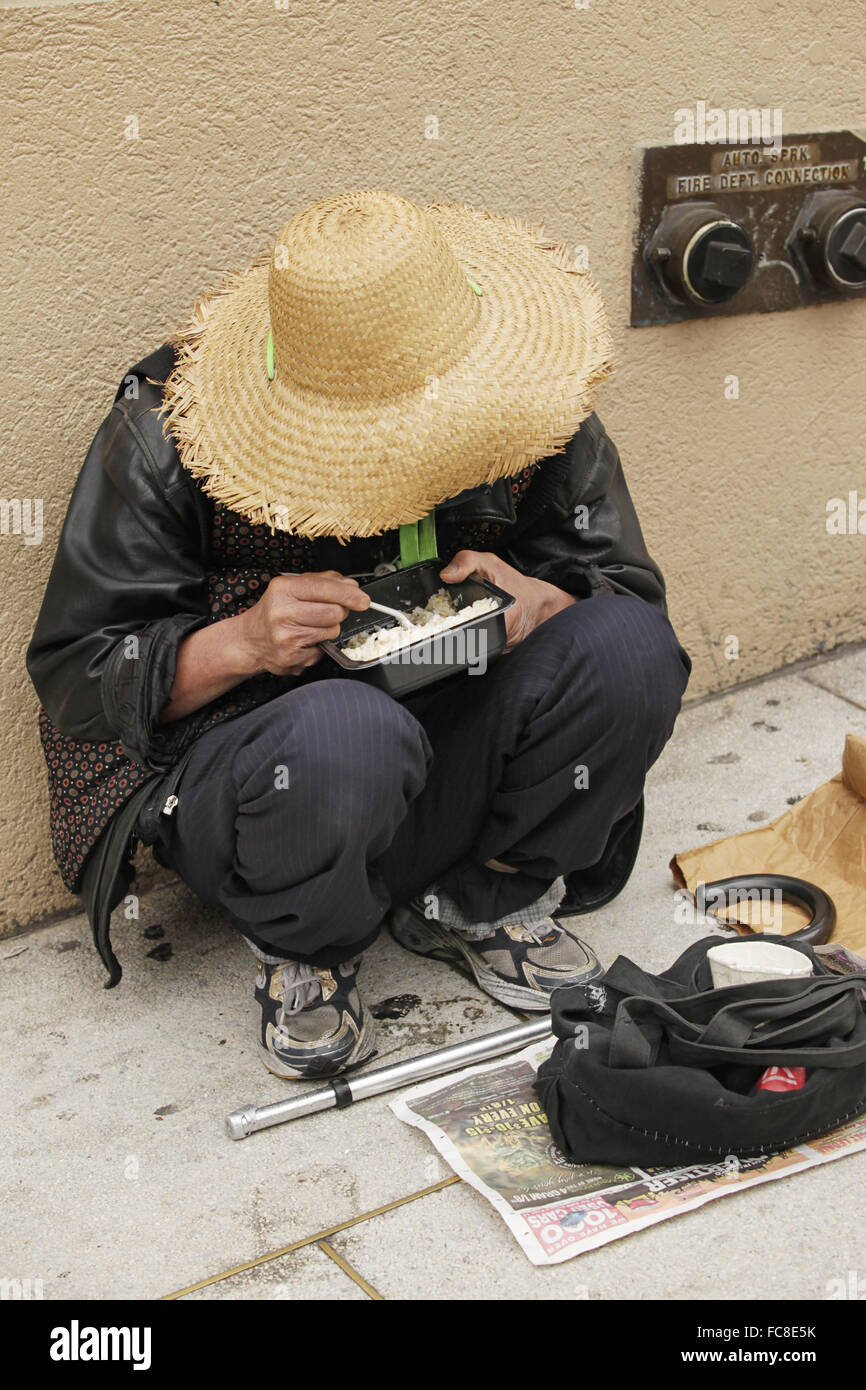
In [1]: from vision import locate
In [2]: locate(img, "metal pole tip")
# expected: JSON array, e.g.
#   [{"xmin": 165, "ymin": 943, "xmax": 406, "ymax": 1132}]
[{"xmin": 225, "ymin": 1106, "xmax": 256, "ymax": 1140}]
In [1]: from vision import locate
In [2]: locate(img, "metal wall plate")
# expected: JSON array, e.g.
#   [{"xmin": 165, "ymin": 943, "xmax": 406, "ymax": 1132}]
[{"xmin": 631, "ymin": 129, "xmax": 866, "ymax": 326}]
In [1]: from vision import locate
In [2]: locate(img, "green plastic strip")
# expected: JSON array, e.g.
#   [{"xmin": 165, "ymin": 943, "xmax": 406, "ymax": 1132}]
[
  {"xmin": 266, "ymin": 329, "xmax": 275, "ymax": 381},
  {"xmin": 418, "ymin": 509, "xmax": 438, "ymax": 560},
  {"xmin": 398, "ymin": 512, "xmax": 438, "ymax": 568},
  {"xmin": 398, "ymin": 523, "xmax": 420, "ymax": 568}
]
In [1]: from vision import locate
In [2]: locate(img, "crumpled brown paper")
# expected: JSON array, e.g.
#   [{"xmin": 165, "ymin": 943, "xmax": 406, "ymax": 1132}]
[{"xmin": 671, "ymin": 733, "xmax": 866, "ymax": 954}]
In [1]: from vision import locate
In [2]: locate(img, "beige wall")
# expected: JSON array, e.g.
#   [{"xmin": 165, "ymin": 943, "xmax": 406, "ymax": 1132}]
[{"xmin": 3, "ymin": 0, "xmax": 865, "ymax": 931}]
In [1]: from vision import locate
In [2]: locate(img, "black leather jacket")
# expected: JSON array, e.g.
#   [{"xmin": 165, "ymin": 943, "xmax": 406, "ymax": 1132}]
[{"xmin": 27, "ymin": 344, "xmax": 668, "ymax": 981}]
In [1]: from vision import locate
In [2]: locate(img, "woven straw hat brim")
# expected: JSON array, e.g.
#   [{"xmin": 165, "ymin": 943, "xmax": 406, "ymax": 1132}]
[{"xmin": 161, "ymin": 201, "xmax": 613, "ymax": 540}]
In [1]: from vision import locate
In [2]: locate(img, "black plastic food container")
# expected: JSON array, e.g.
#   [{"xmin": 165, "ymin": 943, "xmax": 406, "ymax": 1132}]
[{"xmin": 320, "ymin": 560, "xmax": 515, "ymax": 697}]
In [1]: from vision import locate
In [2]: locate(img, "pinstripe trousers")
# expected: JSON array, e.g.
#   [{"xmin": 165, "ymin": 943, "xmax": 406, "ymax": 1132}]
[{"xmin": 151, "ymin": 594, "xmax": 691, "ymax": 965}]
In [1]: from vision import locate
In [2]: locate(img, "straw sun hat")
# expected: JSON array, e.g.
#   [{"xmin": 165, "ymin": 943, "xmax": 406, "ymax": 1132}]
[{"xmin": 161, "ymin": 189, "xmax": 613, "ymax": 540}]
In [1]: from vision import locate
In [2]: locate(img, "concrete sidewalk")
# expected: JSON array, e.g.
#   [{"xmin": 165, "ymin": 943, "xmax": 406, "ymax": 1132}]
[{"xmin": 3, "ymin": 644, "xmax": 865, "ymax": 1302}]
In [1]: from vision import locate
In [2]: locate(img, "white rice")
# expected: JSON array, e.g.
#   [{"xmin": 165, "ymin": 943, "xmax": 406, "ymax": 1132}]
[{"xmin": 341, "ymin": 588, "xmax": 498, "ymax": 662}]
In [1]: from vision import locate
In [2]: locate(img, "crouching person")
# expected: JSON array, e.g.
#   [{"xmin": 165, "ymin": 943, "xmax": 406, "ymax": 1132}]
[{"xmin": 26, "ymin": 189, "xmax": 691, "ymax": 1080}]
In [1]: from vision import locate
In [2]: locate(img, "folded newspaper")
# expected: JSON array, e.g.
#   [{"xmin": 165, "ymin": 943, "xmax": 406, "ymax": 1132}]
[{"xmin": 390, "ymin": 944, "xmax": 866, "ymax": 1266}]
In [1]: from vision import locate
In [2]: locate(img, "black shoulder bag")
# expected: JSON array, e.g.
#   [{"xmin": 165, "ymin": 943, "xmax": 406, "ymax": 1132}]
[{"xmin": 535, "ymin": 935, "xmax": 866, "ymax": 1166}]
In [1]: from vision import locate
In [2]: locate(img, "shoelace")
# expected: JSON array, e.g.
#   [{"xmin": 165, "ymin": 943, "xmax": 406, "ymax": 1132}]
[
  {"xmin": 512, "ymin": 917, "xmax": 562, "ymax": 947},
  {"xmin": 277, "ymin": 961, "xmax": 324, "ymax": 1021}
]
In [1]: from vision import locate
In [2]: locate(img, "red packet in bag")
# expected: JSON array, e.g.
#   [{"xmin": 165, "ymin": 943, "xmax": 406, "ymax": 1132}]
[{"xmin": 757, "ymin": 1065, "xmax": 807, "ymax": 1092}]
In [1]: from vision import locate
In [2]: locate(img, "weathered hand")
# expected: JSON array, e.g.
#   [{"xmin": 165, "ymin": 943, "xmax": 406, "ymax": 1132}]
[
  {"xmin": 236, "ymin": 570, "xmax": 370, "ymax": 676},
  {"xmin": 439, "ymin": 550, "xmax": 578, "ymax": 650}
]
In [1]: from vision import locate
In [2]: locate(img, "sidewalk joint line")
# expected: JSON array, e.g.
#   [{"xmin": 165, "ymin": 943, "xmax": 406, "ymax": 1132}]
[
  {"xmin": 317, "ymin": 1239, "xmax": 384, "ymax": 1300},
  {"xmin": 682, "ymin": 637, "xmax": 866, "ymax": 710},
  {"xmin": 799, "ymin": 672, "xmax": 866, "ymax": 713},
  {"xmin": 160, "ymin": 1175, "xmax": 460, "ymax": 1299}
]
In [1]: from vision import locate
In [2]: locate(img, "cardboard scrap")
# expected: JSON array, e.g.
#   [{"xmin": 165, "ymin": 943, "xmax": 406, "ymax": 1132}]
[{"xmin": 671, "ymin": 733, "xmax": 866, "ymax": 955}]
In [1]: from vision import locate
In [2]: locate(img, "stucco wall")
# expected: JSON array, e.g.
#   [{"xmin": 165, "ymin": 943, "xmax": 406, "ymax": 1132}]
[{"xmin": 3, "ymin": 0, "xmax": 865, "ymax": 931}]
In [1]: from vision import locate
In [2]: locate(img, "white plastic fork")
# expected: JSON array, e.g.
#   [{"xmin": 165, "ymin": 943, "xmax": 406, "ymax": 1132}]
[
  {"xmin": 365, "ymin": 599, "xmax": 417, "ymax": 631},
  {"xmin": 277, "ymin": 572, "xmax": 417, "ymax": 634}
]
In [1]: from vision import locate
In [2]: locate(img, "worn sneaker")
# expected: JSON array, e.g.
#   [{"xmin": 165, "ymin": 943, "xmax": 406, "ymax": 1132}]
[
  {"xmin": 388, "ymin": 902, "xmax": 603, "ymax": 1011},
  {"xmin": 254, "ymin": 956, "xmax": 377, "ymax": 1079}
]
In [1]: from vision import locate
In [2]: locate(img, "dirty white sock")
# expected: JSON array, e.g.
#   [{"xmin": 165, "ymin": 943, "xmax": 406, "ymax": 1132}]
[
  {"xmin": 245, "ymin": 936, "xmax": 295, "ymax": 966},
  {"xmin": 422, "ymin": 875, "xmax": 567, "ymax": 941}
]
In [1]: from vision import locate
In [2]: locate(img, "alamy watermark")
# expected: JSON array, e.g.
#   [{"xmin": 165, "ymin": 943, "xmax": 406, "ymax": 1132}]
[
  {"xmin": 674, "ymin": 101, "xmax": 783, "ymax": 152},
  {"xmin": 0, "ymin": 1276, "xmax": 44, "ymax": 1299},
  {"xmin": 825, "ymin": 1270, "xmax": 866, "ymax": 1299},
  {"xmin": 826, "ymin": 491, "xmax": 866, "ymax": 535},
  {"xmin": 0, "ymin": 497, "xmax": 43, "ymax": 546},
  {"xmin": 50, "ymin": 1321, "xmax": 151, "ymax": 1370},
  {"xmin": 676, "ymin": 885, "xmax": 783, "ymax": 928},
  {"xmin": 380, "ymin": 626, "xmax": 489, "ymax": 675}
]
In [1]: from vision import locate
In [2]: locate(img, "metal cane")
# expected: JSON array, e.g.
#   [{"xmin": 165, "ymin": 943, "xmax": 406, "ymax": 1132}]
[{"xmin": 226, "ymin": 1016, "xmax": 552, "ymax": 1139}]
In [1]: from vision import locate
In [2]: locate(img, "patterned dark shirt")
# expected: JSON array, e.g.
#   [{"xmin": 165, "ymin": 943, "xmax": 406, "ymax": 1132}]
[{"xmin": 38, "ymin": 469, "xmax": 538, "ymax": 891}]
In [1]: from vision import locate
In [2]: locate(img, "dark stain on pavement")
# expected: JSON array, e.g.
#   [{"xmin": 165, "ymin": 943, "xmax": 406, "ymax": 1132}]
[{"xmin": 370, "ymin": 993, "xmax": 423, "ymax": 1020}]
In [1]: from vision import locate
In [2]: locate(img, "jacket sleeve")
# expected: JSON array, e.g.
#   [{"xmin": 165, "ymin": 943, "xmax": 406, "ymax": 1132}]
[
  {"xmin": 26, "ymin": 386, "xmax": 214, "ymax": 771},
  {"xmin": 503, "ymin": 414, "xmax": 668, "ymax": 612}
]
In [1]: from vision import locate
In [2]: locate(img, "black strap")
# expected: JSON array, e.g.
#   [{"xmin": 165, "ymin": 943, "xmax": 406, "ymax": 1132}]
[
  {"xmin": 608, "ymin": 973, "xmax": 866, "ymax": 1069},
  {"xmin": 330, "ymin": 1076, "xmax": 354, "ymax": 1109}
]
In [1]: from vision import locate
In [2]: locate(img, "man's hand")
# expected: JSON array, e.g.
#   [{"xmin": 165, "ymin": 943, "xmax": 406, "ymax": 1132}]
[
  {"xmin": 160, "ymin": 571, "xmax": 370, "ymax": 722},
  {"xmin": 439, "ymin": 550, "xmax": 578, "ymax": 650},
  {"xmin": 236, "ymin": 571, "xmax": 370, "ymax": 676}
]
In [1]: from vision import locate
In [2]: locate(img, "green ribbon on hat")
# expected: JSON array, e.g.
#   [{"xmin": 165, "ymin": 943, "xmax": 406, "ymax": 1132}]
[
  {"xmin": 266, "ymin": 329, "xmax": 275, "ymax": 381},
  {"xmin": 398, "ymin": 511, "xmax": 438, "ymax": 568}
]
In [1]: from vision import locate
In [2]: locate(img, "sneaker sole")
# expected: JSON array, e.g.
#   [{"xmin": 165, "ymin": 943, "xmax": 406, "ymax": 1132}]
[
  {"xmin": 388, "ymin": 907, "xmax": 603, "ymax": 1011},
  {"xmin": 259, "ymin": 1007, "xmax": 378, "ymax": 1081}
]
